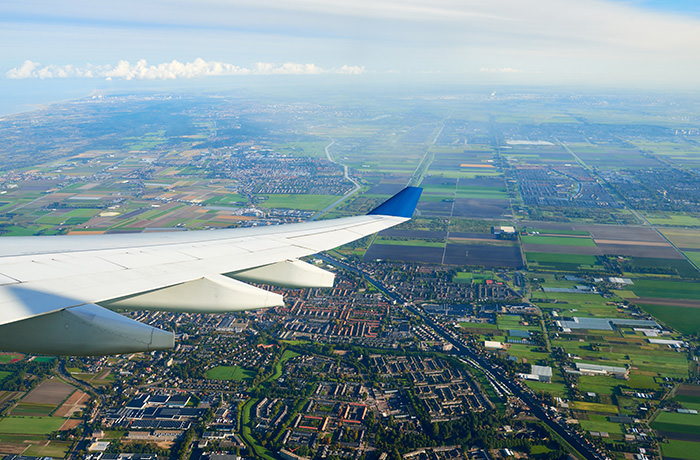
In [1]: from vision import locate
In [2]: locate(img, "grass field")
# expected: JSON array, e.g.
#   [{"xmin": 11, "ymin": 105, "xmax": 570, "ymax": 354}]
[
  {"xmin": 569, "ymin": 401, "xmax": 618, "ymax": 414},
  {"xmin": 654, "ymin": 410, "xmax": 700, "ymax": 427},
  {"xmin": 373, "ymin": 237, "xmax": 446, "ymax": 248},
  {"xmin": 453, "ymin": 271, "xmax": 497, "ymax": 283},
  {"xmin": 205, "ymin": 366, "xmax": 256, "ymax": 381},
  {"xmin": 528, "ymin": 228, "xmax": 590, "ymax": 236},
  {"xmin": 23, "ymin": 441, "xmax": 72, "ymax": 457},
  {"xmin": 639, "ymin": 304, "xmax": 700, "ymax": 336},
  {"xmin": 685, "ymin": 250, "xmax": 700, "ymax": 268},
  {"xmin": 661, "ymin": 440, "xmax": 700, "ymax": 460},
  {"xmin": 459, "ymin": 322, "xmax": 498, "ymax": 330},
  {"xmin": 0, "ymin": 371, "xmax": 12, "ymax": 381},
  {"xmin": 521, "ymin": 235, "xmax": 596, "ymax": 247},
  {"xmin": 524, "ymin": 380, "xmax": 568, "ymax": 397},
  {"xmin": 203, "ymin": 194, "xmax": 247, "ymax": 206},
  {"xmin": 256, "ymin": 194, "xmax": 338, "ymax": 211},
  {"xmin": 11, "ymin": 403, "xmax": 56, "ymax": 416},
  {"xmin": 526, "ymin": 252, "xmax": 602, "ymax": 271},
  {"xmin": 632, "ymin": 279, "xmax": 700, "ymax": 300},
  {"xmin": 0, "ymin": 416, "xmax": 65, "ymax": 434},
  {"xmin": 643, "ymin": 212, "xmax": 700, "ymax": 227},
  {"xmin": 578, "ymin": 416, "xmax": 622, "ymax": 434},
  {"xmin": 269, "ymin": 350, "xmax": 300, "ymax": 381},
  {"xmin": 534, "ymin": 291, "xmax": 619, "ymax": 317}
]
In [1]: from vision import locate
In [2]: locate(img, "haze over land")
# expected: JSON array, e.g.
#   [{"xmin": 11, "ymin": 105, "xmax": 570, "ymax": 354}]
[{"xmin": 2, "ymin": 0, "xmax": 700, "ymax": 114}]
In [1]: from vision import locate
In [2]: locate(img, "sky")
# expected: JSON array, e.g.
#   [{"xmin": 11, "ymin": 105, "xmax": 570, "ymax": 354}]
[{"xmin": 1, "ymin": 0, "xmax": 700, "ymax": 112}]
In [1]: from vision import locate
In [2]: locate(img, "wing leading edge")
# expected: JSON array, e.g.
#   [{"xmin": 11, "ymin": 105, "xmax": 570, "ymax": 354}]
[{"xmin": 0, "ymin": 186, "xmax": 422, "ymax": 355}]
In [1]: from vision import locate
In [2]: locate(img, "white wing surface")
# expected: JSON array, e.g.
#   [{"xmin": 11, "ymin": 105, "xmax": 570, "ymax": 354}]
[{"xmin": 0, "ymin": 187, "xmax": 422, "ymax": 355}]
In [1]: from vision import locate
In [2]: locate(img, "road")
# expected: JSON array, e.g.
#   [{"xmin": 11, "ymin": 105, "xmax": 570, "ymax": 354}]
[
  {"xmin": 311, "ymin": 140, "xmax": 362, "ymax": 220},
  {"xmin": 319, "ymin": 253, "xmax": 606, "ymax": 460}
]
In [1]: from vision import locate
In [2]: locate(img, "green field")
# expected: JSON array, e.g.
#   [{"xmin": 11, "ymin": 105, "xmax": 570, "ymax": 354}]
[
  {"xmin": 0, "ymin": 416, "xmax": 65, "ymax": 434},
  {"xmin": 661, "ymin": 440, "xmax": 700, "ymax": 460},
  {"xmin": 11, "ymin": 403, "xmax": 56, "ymax": 416},
  {"xmin": 521, "ymin": 235, "xmax": 596, "ymax": 247},
  {"xmin": 535, "ymin": 291, "xmax": 619, "ymax": 317},
  {"xmin": 0, "ymin": 354, "xmax": 22, "ymax": 363},
  {"xmin": 205, "ymin": 366, "xmax": 256, "ymax": 381},
  {"xmin": 524, "ymin": 380, "xmax": 568, "ymax": 397},
  {"xmin": 526, "ymin": 252, "xmax": 601, "ymax": 271},
  {"xmin": 643, "ymin": 212, "xmax": 700, "ymax": 227},
  {"xmin": 0, "ymin": 371, "xmax": 11, "ymax": 381},
  {"xmin": 203, "ymin": 194, "xmax": 248, "ymax": 206},
  {"xmin": 578, "ymin": 416, "xmax": 622, "ymax": 434},
  {"xmin": 373, "ymin": 237, "xmax": 446, "ymax": 248},
  {"xmin": 270, "ymin": 350, "xmax": 300, "ymax": 381},
  {"xmin": 653, "ymin": 410, "xmax": 700, "ymax": 428},
  {"xmin": 453, "ymin": 271, "xmax": 497, "ymax": 283},
  {"xmin": 638, "ymin": 304, "xmax": 700, "ymax": 336},
  {"xmin": 631, "ymin": 279, "xmax": 700, "ymax": 300},
  {"xmin": 23, "ymin": 441, "xmax": 71, "ymax": 458},
  {"xmin": 685, "ymin": 250, "xmax": 700, "ymax": 267},
  {"xmin": 256, "ymin": 194, "xmax": 338, "ymax": 211},
  {"xmin": 528, "ymin": 228, "xmax": 590, "ymax": 236},
  {"xmin": 455, "ymin": 186, "xmax": 507, "ymax": 199},
  {"xmin": 459, "ymin": 322, "xmax": 498, "ymax": 330},
  {"xmin": 569, "ymin": 401, "xmax": 618, "ymax": 414}
]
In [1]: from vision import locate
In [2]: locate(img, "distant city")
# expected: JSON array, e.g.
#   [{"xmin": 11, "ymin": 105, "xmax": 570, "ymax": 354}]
[{"xmin": 0, "ymin": 88, "xmax": 698, "ymax": 460}]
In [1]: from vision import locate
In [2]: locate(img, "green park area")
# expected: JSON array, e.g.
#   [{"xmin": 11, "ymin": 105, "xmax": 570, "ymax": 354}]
[{"xmin": 205, "ymin": 366, "xmax": 256, "ymax": 381}]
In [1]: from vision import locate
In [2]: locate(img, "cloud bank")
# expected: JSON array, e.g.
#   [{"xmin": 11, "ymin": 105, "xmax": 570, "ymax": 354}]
[{"xmin": 5, "ymin": 59, "xmax": 366, "ymax": 80}]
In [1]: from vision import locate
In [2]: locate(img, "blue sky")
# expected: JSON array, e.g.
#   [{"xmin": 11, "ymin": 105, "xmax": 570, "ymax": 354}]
[{"xmin": 1, "ymin": 0, "xmax": 700, "ymax": 94}]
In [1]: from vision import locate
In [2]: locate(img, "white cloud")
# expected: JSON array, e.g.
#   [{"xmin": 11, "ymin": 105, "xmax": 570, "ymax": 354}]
[
  {"xmin": 6, "ymin": 60, "xmax": 42, "ymax": 79},
  {"xmin": 5, "ymin": 58, "xmax": 366, "ymax": 80}
]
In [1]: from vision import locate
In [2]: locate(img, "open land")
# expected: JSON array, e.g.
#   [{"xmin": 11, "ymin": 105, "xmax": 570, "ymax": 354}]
[{"xmin": 0, "ymin": 89, "xmax": 697, "ymax": 460}]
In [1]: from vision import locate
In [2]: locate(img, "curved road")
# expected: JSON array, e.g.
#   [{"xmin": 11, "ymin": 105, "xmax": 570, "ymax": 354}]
[{"xmin": 311, "ymin": 140, "xmax": 362, "ymax": 221}]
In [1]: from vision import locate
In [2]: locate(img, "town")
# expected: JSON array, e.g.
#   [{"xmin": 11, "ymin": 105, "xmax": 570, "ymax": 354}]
[{"xmin": 0, "ymin": 90, "xmax": 698, "ymax": 460}]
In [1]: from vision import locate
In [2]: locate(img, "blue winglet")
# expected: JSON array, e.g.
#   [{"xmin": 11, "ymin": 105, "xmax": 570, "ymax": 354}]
[{"xmin": 368, "ymin": 186, "xmax": 423, "ymax": 218}]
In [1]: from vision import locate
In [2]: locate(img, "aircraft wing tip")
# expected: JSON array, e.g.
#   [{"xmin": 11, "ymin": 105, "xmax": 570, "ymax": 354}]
[{"xmin": 368, "ymin": 186, "xmax": 423, "ymax": 218}]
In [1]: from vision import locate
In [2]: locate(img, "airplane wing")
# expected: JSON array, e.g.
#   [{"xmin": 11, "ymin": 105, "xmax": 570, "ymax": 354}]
[{"xmin": 0, "ymin": 187, "xmax": 422, "ymax": 355}]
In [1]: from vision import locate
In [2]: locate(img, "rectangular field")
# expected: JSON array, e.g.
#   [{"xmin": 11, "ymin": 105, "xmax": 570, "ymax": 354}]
[
  {"xmin": 632, "ymin": 279, "xmax": 700, "ymax": 300},
  {"xmin": 205, "ymin": 366, "xmax": 256, "ymax": 381},
  {"xmin": 521, "ymin": 235, "xmax": 596, "ymax": 247},
  {"xmin": 22, "ymin": 380, "xmax": 75, "ymax": 405},
  {"xmin": 0, "ymin": 416, "xmax": 65, "ymax": 434}
]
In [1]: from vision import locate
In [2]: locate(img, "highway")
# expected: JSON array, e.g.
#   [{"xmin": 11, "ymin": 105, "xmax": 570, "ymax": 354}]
[{"xmin": 319, "ymin": 253, "xmax": 607, "ymax": 460}]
